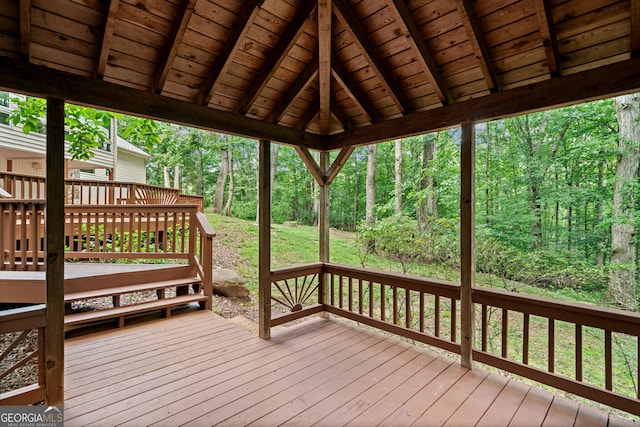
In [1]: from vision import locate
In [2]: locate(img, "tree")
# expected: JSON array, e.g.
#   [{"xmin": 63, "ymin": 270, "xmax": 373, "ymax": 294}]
[
  {"xmin": 213, "ymin": 145, "xmax": 229, "ymax": 213},
  {"xmin": 224, "ymin": 149, "xmax": 234, "ymax": 216},
  {"xmin": 365, "ymin": 144, "xmax": 377, "ymax": 226},
  {"xmin": 394, "ymin": 139, "xmax": 402, "ymax": 214},
  {"xmin": 609, "ymin": 93, "xmax": 640, "ymax": 310}
]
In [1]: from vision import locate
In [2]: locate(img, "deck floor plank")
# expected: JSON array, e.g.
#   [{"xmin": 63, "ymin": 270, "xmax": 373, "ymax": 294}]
[
  {"xmin": 62, "ymin": 311, "xmax": 634, "ymax": 426},
  {"xmin": 476, "ymin": 379, "xmax": 530, "ymax": 427}
]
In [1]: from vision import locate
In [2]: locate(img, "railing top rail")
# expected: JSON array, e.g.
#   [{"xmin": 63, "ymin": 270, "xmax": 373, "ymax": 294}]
[
  {"xmin": 0, "ymin": 199, "xmax": 46, "ymax": 204},
  {"xmin": 271, "ymin": 263, "xmax": 324, "ymax": 281},
  {"xmin": 474, "ymin": 287, "xmax": 640, "ymax": 334},
  {"xmin": 324, "ymin": 262, "xmax": 461, "ymax": 298},
  {"xmin": 195, "ymin": 211, "xmax": 216, "ymax": 236},
  {"xmin": 0, "ymin": 171, "xmax": 46, "ymax": 180},
  {"xmin": 64, "ymin": 204, "xmax": 200, "ymax": 213},
  {"xmin": 0, "ymin": 304, "xmax": 46, "ymax": 334}
]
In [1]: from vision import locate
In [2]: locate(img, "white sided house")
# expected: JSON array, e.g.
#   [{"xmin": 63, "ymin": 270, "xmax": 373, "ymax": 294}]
[{"xmin": 0, "ymin": 91, "xmax": 149, "ymax": 183}]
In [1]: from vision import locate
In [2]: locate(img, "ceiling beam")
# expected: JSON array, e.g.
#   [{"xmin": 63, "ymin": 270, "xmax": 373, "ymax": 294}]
[
  {"xmin": 534, "ymin": 0, "xmax": 561, "ymax": 76},
  {"xmin": 196, "ymin": 1, "xmax": 259, "ymax": 105},
  {"xmin": 632, "ymin": 0, "xmax": 640, "ymax": 57},
  {"xmin": 333, "ymin": 0, "xmax": 411, "ymax": 114},
  {"xmin": 97, "ymin": 0, "xmax": 120, "ymax": 78},
  {"xmin": 318, "ymin": 0, "xmax": 333, "ymax": 134},
  {"xmin": 327, "ymin": 56, "xmax": 640, "ymax": 149},
  {"xmin": 153, "ymin": 0, "xmax": 197, "ymax": 93},
  {"xmin": 295, "ymin": 94, "xmax": 320, "ymax": 130},
  {"xmin": 454, "ymin": 0, "xmax": 500, "ymax": 92},
  {"xmin": 0, "ymin": 56, "xmax": 324, "ymax": 149},
  {"xmin": 19, "ymin": 0, "xmax": 31, "ymax": 59},
  {"xmin": 270, "ymin": 53, "xmax": 319, "ymax": 123},
  {"xmin": 330, "ymin": 99, "xmax": 352, "ymax": 130},
  {"xmin": 236, "ymin": 2, "xmax": 317, "ymax": 115},
  {"xmin": 388, "ymin": 0, "xmax": 453, "ymax": 105},
  {"xmin": 331, "ymin": 53, "xmax": 381, "ymax": 123}
]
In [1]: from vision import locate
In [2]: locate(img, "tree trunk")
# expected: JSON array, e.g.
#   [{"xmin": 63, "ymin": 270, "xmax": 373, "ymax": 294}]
[
  {"xmin": 365, "ymin": 144, "xmax": 377, "ymax": 226},
  {"xmin": 609, "ymin": 93, "xmax": 640, "ymax": 310},
  {"xmin": 173, "ymin": 164, "xmax": 180, "ymax": 190},
  {"xmin": 394, "ymin": 138, "xmax": 402, "ymax": 215},
  {"xmin": 213, "ymin": 148, "xmax": 229, "ymax": 213},
  {"xmin": 255, "ymin": 143, "xmax": 278, "ymax": 223},
  {"xmin": 163, "ymin": 166, "xmax": 171, "ymax": 188},
  {"xmin": 417, "ymin": 134, "xmax": 438, "ymax": 231},
  {"xmin": 596, "ymin": 165, "xmax": 604, "ymax": 266},
  {"xmin": 224, "ymin": 149, "xmax": 234, "ymax": 216}
]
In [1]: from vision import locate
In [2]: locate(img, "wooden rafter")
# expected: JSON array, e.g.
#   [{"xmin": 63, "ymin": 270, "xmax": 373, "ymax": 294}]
[
  {"xmin": 331, "ymin": 53, "xmax": 380, "ymax": 123},
  {"xmin": 236, "ymin": 2, "xmax": 317, "ymax": 115},
  {"xmin": 295, "ymin": 94, "xmax": 320, "ymax": 130},
  {"xmin": 330, "ymin": 100, "xmax": 351, "ymax": 130},
  {"xmin": 19, "ymin": 0, "xmax": 31, "ymax": 59},
  {"xmin": 455, "ymin": 0, "xmax": 500, "ymax": 92},
  {"xmin": 0, "ymin": 56, "xmax": 324, "ymax": 149},
  {"xmin": 388, "ymin": 0, "xmax": 453, "ymax": 105},
  {"xmin": 153, "ymin": 0, "xmax": 198, "ymax": 93},
  {"xmin": 534, "ymin": 0, "xmax": 561, "ymax": 76},
  {"xmin": 327, "ymin": 56, "xmax": 640, "ymax": 148},
  {"xmin": 270, "ymin": 54, "xmax": 319, "ymax": 123},
  {"xmin": 632, "ymin": 0, "xmax": 640, "ymax": 57},
  {"xmin": 333, "ymin": 0, "xmax": 411, "ymax": 114},
  {"xmin": 196, "ymin": 1, "xmax": 260, "ymax": 105},
  {"xmin": 319, "ymin": 0, "xmax": 333, "ymax": 134},
  {"xmin": 96, "ymin": 0, "xmax": 120, "ymax": 78}
]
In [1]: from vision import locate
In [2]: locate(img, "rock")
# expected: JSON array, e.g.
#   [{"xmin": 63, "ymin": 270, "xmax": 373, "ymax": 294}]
[{"xmin": 212, "ymin": 268, "xmax": 250, "ymax": 299}]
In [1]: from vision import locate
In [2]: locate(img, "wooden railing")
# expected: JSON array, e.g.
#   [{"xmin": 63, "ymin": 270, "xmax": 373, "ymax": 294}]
[
  {"xmin": 270, "ymin": 262, "xmax": 640, "ymax": 416},
  {"xmin": 1, "ymin": 202, "xmax": 214, "ymax": 304},
  {"xmin": 0, "ymin": 200, "xmax": 46, "ymax": 271},
  {"xmin": 0, "ymin": 305, "xmax": 46, "ymax": 405},
  {"xmin": 0, "ymin": 171, "xmax": 204, "ymax": 211}
]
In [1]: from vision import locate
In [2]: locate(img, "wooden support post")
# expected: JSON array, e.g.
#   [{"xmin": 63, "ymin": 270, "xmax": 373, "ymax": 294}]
[
  {"xmin": 258, "ymin": 139, "xmax": 271, "ymax": 338},
  {"xmin": 45, "ymin": 97, "xmax": 65, "ymax": 405},
  {"xmin": 319, "ymin": 152, "xmax": 330, "ymax": 313},
  {"xmin": 460, "ymin": 121, "xmax": 475, "ymax": 370}
]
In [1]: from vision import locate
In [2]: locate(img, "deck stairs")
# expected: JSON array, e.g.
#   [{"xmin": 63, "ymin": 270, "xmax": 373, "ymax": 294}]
[{"xmin": 64, "ymin": 264, "xmax": 208, "ymax": 329}]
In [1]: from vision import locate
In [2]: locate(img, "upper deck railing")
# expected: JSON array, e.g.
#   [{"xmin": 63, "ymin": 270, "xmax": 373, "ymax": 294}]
[{"xmin": 0, "ymin": 171, "xmax": 204, "ymax": 212}]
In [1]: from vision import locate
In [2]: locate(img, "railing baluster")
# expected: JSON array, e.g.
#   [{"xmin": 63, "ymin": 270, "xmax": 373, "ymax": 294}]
[
  {"xmin": 523, "ymin": 312, "xmax": 529, "ymax": 365},
  {"xmin": 434, "ymin": 295, "xmax": 440, "ymax": 337},
  {"xmin": 605, "ymin": 330, "xmax": 612, "ymax": 391},
  {"xmin": 393, "ymin": 286, "xmax": 398, "ymax": 325},
  {"xmin": 381, "ymin": 283, "xmax": 385, "ymax": 322},
  {"xmin": 502, "ymin": 308, "xmax": 508, "ymax": 358},
  {"xmin": 358, "ymin": 279, "xmax": 363, "ymax": 315},
  {"xmin": 19, "ymin": 202, "xmax": 26, "ymax": 269},
  {"xmin": 369, "ymin": 281, "xmax": 373, "ymax": 318},
  {"xmin": 339, "ymin": 275, "xmax": 344, "ymax": 309},
  {"xmin": 405, "ymin": 289, "xmax": 411, "ymax": 328},
  {"xmin": 451, "ymin": 298, "xmax": 457, "ymax": 343},
  {"xmin": 330, "ymin": 274, "xmax": 335, "ymax": 306},
  {"xmin": 482, "ymin": 304, "xmax": 488, "ymax": 352},
  {"xmin": 576, "ymin": 323, "xmax": 583, "ymax": 382},
  {"xmin": 419, "ymin": 291, "xmax": 425, "ymax": 333},
  {"xmin": 548, "ymin": 318, "xmax": 555, "ymax": 373}
]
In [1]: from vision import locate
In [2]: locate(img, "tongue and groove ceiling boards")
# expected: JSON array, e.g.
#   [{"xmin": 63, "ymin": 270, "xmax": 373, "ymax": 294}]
[{"xmin": 0, "ymin": 0, "xmax": 639, "ymax": 149}]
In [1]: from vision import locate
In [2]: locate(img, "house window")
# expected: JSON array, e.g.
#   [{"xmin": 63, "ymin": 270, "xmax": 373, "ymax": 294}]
[
  {"xmin": 80, "ymin": 169, "xmax": 95, "ymax": 174},
  {"xmin": 0, "ymin": 92, "xmax": 9, "ymax": 108}
]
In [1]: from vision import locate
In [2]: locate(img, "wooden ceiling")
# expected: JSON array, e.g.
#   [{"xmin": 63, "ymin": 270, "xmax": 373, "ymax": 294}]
[{"xmin": 0, "ymin": 0, "xmax": 639, "ymax": 150}]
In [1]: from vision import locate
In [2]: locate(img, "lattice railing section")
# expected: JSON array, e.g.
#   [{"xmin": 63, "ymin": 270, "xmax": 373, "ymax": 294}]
[{"xmin": 0, "ymin": 305, "xmax": 45, "ymax": 405}]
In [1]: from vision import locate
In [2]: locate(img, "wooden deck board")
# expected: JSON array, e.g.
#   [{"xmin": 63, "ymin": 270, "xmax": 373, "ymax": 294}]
[{"xmin": 63, "ymin": 311, "xmax": 636, "ymax": 426}]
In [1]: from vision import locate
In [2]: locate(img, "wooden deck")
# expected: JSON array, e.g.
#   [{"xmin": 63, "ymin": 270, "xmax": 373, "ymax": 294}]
[{"xmin": 64, "ymin": 311, "xmax": 636, "ymax": 426}]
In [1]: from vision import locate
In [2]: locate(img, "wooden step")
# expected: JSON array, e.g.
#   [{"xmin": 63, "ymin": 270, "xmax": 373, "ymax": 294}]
[
  {"xmin": 64, "ymin": 294, "xmax": 209, "ymax": 327},
  {"xmin": 64, "ymin": 277, "xmax": 201, "ymax": 302}
]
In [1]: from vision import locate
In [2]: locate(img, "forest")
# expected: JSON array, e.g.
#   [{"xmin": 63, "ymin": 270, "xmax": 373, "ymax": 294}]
[{"xmin": 8, "ymin": 92, "xmax": 640, "ymax": 311}]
